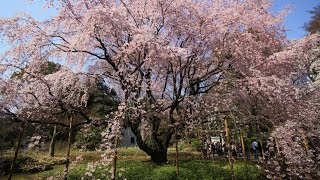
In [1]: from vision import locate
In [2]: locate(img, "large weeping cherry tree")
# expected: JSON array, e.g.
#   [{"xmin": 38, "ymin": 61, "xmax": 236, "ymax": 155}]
[{"xmin": 0, "ymin": 0, "xmax": 288, "ymax": 164}]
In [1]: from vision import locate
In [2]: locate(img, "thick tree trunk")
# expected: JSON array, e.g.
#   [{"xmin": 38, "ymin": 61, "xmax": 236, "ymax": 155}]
[
  {"xmin": 130, "ymin": 121, "xmax": 173, "ymax": 164},
  {"xmin": 49, "ymin": 125, "xmax": 57, "ymax": 157},
  {"xmin": 150, "ymin": 150, "xmax": 168, "ymax": 163},
  {"xmin": 8, "ymin": 122, "xmax": 25, "ymax": 180}
]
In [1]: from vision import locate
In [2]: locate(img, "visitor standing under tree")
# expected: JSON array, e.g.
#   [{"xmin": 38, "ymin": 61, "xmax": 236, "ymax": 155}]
[{"xmin": 251, "ymin": 140, "xmax": 258, "ymax": 160}]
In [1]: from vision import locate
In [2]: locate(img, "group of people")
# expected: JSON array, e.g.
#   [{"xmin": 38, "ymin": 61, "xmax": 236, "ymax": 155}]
[
  {"xmin": 201, "ymin": 138, "xmax": 242, "ymax": 159},
  {"xmin": 201, "ymin": 137, "xmax": 260, "ymax": 160},
  {"xmin": 201, "ymin": 140, "xmax": 227, "ymax": 159}
]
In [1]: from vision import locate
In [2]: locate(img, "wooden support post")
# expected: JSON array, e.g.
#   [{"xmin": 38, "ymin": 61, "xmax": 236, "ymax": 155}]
[
  {"xmin": 225, "ymin": 119, "xmax": 235, "ymax": 180},
  {"xmin": 259, "ymin": 139, "xmax": 264, "ymax": 160},
  {"xmin": 275, "ymin": 137, "xmax": 280, "ymax": 156},
  {"xmin": 300, "ymin": 129, "xmax": 309, "ymax": 155},
  {"xmin": 111, "ymin": 127, "xmax": 119, "ymax": 180},
  {"xmin": 8, "ymin": 122, "xmax": 25, "ymax": 180},
  {"xmin": 240, "ymin": 130, "xmax": 246, "ymax": 162},
  {"xmin": 49, "ymin": 125, "xmax": 57, "ymax": 157},
  {"xmin": 175, "ymin": 126, "xmax": 179, "ymax": 175},
  {"xmin": 64, "ymin": 115, "xmax": 73, "ymax": 180}
]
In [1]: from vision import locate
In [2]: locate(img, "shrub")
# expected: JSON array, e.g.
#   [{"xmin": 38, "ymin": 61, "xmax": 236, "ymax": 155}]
[
  {"xmin": 74, "ymin": 126, "xmax": 103, "ymax": 151},
  {"xmin": 190, "ymin": 139, "xmax": 201, "ymax": 151}
]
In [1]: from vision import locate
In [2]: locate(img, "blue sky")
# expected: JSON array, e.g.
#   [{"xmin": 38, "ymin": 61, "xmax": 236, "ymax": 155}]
[
  {"xmin": 272, "ymin": 0, "xmax": 319, "ymax": 39},
  {"xmin": 0, "ymin": 0, "xmax": 56, "ymax": 21},
  {"xmin": 0, "ymin": 0, "xmax": 318, "ymax": 39}
]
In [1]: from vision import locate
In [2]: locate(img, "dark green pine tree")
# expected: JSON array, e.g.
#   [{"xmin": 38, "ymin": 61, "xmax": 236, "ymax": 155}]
[{"xmin": 305, "ymin": 4, "xmax": 320, "ymax": 34}]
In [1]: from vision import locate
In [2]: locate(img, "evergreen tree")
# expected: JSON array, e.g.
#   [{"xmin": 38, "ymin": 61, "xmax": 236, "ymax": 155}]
[{"xmin": 305, "ymin": 4, "xmax": 320, "ymax": 33}]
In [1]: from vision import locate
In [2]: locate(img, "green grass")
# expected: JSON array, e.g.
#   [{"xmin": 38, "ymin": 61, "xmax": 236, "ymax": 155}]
[
  {"xmin": 33, "ymin": 165, "xmax": 87, "ymax": 180},
  {"xmin": 2, "ymin": 147, "xmax": 264, "ymax": 180},
  {"xmin": 32, "ymin": 160, "xmax": 263, "ymax": 180},
  {"xmin": 118, "ymin": 147, "xmax": 148, "ymax": 156}
]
